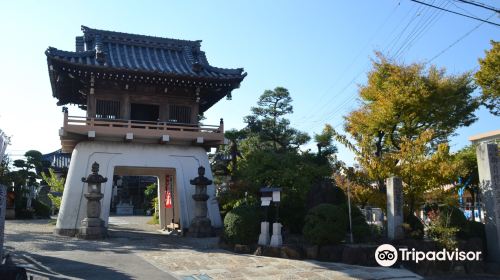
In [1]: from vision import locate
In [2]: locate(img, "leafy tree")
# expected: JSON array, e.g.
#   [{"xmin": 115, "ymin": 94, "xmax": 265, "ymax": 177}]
[
  {"xmin": 314, "ymin": 124, "xmax": 338, "ymax": 157},
  {"xmin": 243, "ymin": 87, "xmax": 310, "ymax": 152},
  {"xmin": 11, "ymin": 150, "xmax": 50, "ymax": 186},
  {"xmin": 334, "ymin": 168, "xmax": 384, "ymax": 209},
  {"xmin": 391, "ymin": 130, "xmax": 461, "ymax": 212},
  {"xmin": 454, "ymin": 145, "xmax": 480, "ymax": 216},
  {"xmin": 333, "ymin": 54, "xmax": 477, "ymax": 187},
  {"xmin": 475, "ymin": 40, "xmax": 500, "ymax": 116},
  {"xmin": 41, "ymin": 168, "xmax": 65, "ymax": 209},
  {"xmin": 0, "ymin": 154, "xmax": 11, "ymax": 186}
]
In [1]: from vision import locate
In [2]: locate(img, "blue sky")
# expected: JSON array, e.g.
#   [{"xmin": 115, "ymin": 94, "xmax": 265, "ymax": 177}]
[{"xmin": 0, "ymin": 0, "xmax": 498, "ymax": 165}]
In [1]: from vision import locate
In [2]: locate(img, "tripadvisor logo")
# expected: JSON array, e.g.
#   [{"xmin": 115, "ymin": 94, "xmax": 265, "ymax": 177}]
[{"xmin": 375, "ymin": 244, "xmax": 482, "ymax": 267}]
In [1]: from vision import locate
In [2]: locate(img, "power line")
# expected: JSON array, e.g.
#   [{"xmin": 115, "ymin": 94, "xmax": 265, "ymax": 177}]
[
  {"xmin": 448, "ymin": 0, "xmax": 479, "ymax": 17},
  {"xmin": 428, "ymin": 12, "xmax": 495, "ymax": 62},
  {"xmin": 296, "ymin": 3, "xmax": 401, "ymax": 123},
  {"xmin": 455, "ymin": 0, "xmax": 500, "ymax": 13},
  {"xmin": 394, "ymin": 0, "xmax": 449, "ymax": 59},
  {"xmin": 409, "ymin": 0, "xmax": 500, "ymax": 26}
]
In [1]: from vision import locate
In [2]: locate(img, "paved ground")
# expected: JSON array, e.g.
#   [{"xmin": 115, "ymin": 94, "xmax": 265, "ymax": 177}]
[{"xmin": 4, "ymin": 216, "xmax": 422, "ymax": 280}]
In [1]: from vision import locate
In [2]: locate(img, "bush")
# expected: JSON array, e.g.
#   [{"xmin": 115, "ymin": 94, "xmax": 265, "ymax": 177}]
[
  {"xmin": 460, "ymin": 220, "xmax": 486, "ymax": 240},
  {"xmin": 33, "ymin": 199, "xmax": 51, "ymax": 218},
  {"xmin": 303, "ymin": 204, "xmax": 347, "ymax": 246},
  {"xmin": 279, "ymin": 195, "xmax": 307, "ymax": 234},
  {"xmin": 340, "ymin": 203, "xmax": 370, "ymax": 242},
  {"xmin": 427, "ymin": 222, "xmax": 459, "ymax": 250},
  {"xmin": 306, "ymin": 179, "xmax": 346, "ymax": 210},
  {"xmin": 351, "ymin": 215, "xmax": 371, "ymax": 242},
  {"xmin": 148, "ymin": 197, "xmax": 159, "ymax": 224},
  {"xmin": 224, "ymin": 205, "xmax": 261, "ymax": 245},
  {"xmin": 438, "ymin": 205, "xmax": 466, "ymax": 228},
  {"xmin": 403, "ymin": 214, "xmax": 424, "ymax": 239}
]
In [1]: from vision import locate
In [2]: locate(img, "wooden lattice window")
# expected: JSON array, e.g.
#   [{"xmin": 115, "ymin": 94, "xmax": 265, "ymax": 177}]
[
  {"xmin": 168, "ymin": 104, "xmax": 192, "ymax": 124},
  {"xmin": 96, "ymin": 99, "xmax": 121, "ymax": 119}
]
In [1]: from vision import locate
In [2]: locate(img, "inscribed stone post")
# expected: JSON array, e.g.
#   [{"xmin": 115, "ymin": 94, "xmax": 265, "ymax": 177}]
[
  {"xmin": 386, "ymin": 176, "xmax": 403, "ymax": 240},
  {"xmin": 476, "ymin": 143, "xmax": 500, "ymax": 263},
  {"xmin": 0, "ymin": 185, "xmax": 6, "ymax": 260}
]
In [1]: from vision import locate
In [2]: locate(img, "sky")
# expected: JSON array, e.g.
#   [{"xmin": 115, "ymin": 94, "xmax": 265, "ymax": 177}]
[{"xmin": 0, "ymin": 0, "xmax": 498, "ymax": 165}]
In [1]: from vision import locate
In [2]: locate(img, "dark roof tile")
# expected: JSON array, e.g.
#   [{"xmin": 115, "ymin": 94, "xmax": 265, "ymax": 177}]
[{"xmin": 46, "ymin": 26, "xmax": 245, "ymax": 81}]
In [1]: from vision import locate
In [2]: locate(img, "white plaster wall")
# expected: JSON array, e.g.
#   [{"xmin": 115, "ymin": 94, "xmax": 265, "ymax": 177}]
[{"xmin": 55, "ymin": 141, "xmax": 221, "ymax": 232}]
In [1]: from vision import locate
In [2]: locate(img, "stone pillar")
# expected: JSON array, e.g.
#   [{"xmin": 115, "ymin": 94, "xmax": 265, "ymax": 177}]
[
  {"xmin": 77, "ymin": 162, "xmax": 107, "ymax": 240},
  {"xmin": 386, "ymin": 176, "xmax": 403, "ymax": 240},
  {"xmin": 0, "ymin": 185, "xmax": 6, "ymax": 260},
  {"xmin": 258, "ymin": 221, "xmax": 270, "ymax": 246},
  {"xmin": 477, "ymin": 143, "xmax": 500, "ymax": 263},
  {"xmin": 187, "ymin": 166, "xmax": 214, "ymax": 237},
  {"xmin": 269, "ymin": 222, "xmax": 282, "ymax": 247}
]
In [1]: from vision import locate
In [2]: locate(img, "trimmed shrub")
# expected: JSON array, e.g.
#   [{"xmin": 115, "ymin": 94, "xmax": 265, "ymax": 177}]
[
  {"xmin": 224, "ymin": 205, "xmax": 261, "ymax": 245},
  {"xmin": 303, "ymin": 204, "xmax": 347, "ymax": 246},
  {"xmin": 340, "ymin": 203, "xmax": 370, "ymax": 242},
  {"xmin": 306, "ymin": 179, "xmax": 346, "ymax": 210},
  {"xmin": 460, "ymin": 220, "xmax": 486, "ymax": 240},
  {"xmin": 33, "ymin": 199, "xmax": 51, "ymax": 218},
  {"xmin": 439, "ymin": 205, "xmax": 466, "ymax": 228},
  {"xmin": 279, "ymin": 195, "xmax": 307, "ymax": 234},
  {"xmin": 403, "ymin": 214, "xmax": 424, "ymax": 239},
  {"xmin": 351, "ymin": 215, "xmax": 371, "ymax": 242}
]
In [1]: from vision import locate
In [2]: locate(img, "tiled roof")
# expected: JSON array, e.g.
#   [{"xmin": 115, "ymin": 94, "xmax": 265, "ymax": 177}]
[
  {"xmin": 46, "ymin": 26, "xmax": 246, "ymax": 81},
  {"xmin": 42, "ymin": 149, "xmax": 71, "ymax": 172}
]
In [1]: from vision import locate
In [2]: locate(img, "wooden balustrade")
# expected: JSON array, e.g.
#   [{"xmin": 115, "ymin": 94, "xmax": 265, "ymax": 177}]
[{"xmin": 64, "ymin": 115, "xmax": 222, "ymax": 134}]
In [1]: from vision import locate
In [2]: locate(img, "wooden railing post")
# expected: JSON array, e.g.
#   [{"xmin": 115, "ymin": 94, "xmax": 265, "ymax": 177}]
[{"xmin": 63, "ymin": 110, "xmax": 68, "ymax": 127}]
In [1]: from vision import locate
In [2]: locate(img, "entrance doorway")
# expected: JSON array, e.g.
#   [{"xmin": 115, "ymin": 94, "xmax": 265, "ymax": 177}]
[
  {"xmin": 130, "ymin": 103, "xmax": 159, "ymax": 122},
  {"xmin": 112, "ymin": 166, "xmax": 181, "ymax": 232},
  {"xmin": 110, "ymin": 175, "xmax": 157, "ymax": 215}
]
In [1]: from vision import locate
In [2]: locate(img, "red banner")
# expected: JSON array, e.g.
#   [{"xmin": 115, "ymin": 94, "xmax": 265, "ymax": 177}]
[
  {"xmin": 165, "ymin": 175, "xmax": 172, "ymax": 208},
  {"xmin": 165, "ymin": 191, "xmax": 172, "ymax": 208}
]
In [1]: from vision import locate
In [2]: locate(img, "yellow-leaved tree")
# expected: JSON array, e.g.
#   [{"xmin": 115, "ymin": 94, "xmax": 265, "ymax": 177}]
[
  {"xmin": 332, "ymin": 53, "xmax": 479, "ymax": 213},
  {"xmin": 41, "ymin": 168, "xmax": 65, "ymax": 210}
]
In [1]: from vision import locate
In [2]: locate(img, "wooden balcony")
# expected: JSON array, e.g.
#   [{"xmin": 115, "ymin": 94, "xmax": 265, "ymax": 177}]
[{"xmin": 59, "ymin": 112, "xmax": 225, "ymax": 153}]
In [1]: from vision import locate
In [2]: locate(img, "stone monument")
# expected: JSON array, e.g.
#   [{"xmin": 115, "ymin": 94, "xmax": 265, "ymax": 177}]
[
  {"xmin": 0, "ymin": 185, "xmax": 6, "ymax": 260},
  {"xmin": 77, "ymin": 162, "xmax": 107, "ymax": 240},
  {"xmin": 187, "ymin": 166, "xmax": 214, "ymax": 237},
  {"xmin": 476, "ymin": 143, "xmax": 500, "ymax": 263},
  {"xmin": 386, "ymin": 176, "xmax": 403, "ymax": 240}
]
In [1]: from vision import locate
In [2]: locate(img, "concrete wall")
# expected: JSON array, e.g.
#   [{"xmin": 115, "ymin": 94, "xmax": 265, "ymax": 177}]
[{"xmin": 55, "ymin": 141, "xmax": 221, "ymax": 235}]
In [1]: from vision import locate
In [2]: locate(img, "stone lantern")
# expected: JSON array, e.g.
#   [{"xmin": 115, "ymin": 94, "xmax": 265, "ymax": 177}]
[
  {"xmin": 77, "ymin": 162, "xmax": 107, "ymax": 239},
  {"xmin": 187, "ymin": 166, "xmax": 214, "ymax": 237},
  {"xmin": 259, "ymin": 187, "xmax": 282, "ymax": 247}
]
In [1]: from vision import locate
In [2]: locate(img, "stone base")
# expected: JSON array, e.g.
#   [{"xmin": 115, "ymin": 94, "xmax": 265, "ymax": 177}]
[
  {"xmin": 81, "ymin": 217, "xmax": 104, "ymax": 227},
  {"xmin": 187, "ymin": 217, "xmax": 214, "ymax": 238},
  {"xmin": 54, "ymin": 228, "xmax": 78, "ymax": 237},
  {"xmin": 258, "ymin": 222, "xmax": 270, "ymax": 246},
  {"xmin": 77, "ymin": 217, "xmax": 107, "ymax": 240},
  {"xmin": 270, "ymin": 223, "xmax": 282, "ymax": 247},
  {"xmin": 77, "ymin": 226, "xmax": 107, "ymax": 240}
]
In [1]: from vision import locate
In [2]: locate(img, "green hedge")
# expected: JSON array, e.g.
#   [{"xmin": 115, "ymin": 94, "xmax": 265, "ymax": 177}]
[
  {"xmin": 33, "ymin": 199, "xmax": 51, "ymax": 218},
  {"xmin": 303, "ymin": 204, "xmax": 347, "ymax": 245},
  {"xmin": 404, "ymin": 214, "xmax": 424, "ymax": 239},
  {"xmin": 223, "ymin": 205, "xmax": 261, "ymax": 245},
  {"xmin": 439, "ymin": 205, "xmax": 466, "ymax": 228}
]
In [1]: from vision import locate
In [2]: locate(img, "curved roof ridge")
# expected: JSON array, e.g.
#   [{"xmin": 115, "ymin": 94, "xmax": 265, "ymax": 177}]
[
  {"xmin": 81, "ymin": 25, "xmax": 202, "ymax": 48},
  {"xmin": 46, "ymin": 47, "xmax": 95, "ymax": 57},
  {"xmin": 197, "ymin": 51, "xmax": 244, "ymax": 75}
]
